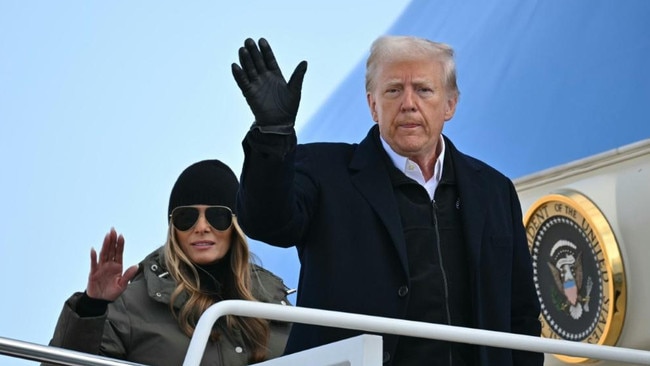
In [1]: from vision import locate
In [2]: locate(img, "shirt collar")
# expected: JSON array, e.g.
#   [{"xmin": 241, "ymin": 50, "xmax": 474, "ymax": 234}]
[{"xmin": 379, "ymin": 134, "xmax": 446, "ymax": 187}]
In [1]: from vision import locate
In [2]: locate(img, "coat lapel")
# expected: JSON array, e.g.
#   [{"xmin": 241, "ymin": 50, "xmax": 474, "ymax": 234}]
[
  {"xmin": 445, "ymin": 136, "xmax": 488, "ymax": 269},
  {"xmin": 349, "ymin": 127, "xmax": 410, "ymax": 274},
  {"xmin": 346, "ymin": 129, "xmax": 491, "ymax": 275}
]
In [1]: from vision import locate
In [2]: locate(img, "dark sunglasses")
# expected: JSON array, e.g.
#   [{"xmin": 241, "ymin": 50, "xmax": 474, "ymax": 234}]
[{"xmin": 170, "ymin": 205, "xmax": 234, "ymax": 231}]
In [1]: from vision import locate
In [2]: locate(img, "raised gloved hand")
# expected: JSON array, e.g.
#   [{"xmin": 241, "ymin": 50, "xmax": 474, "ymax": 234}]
[{"xmin": 232, "ymin": 38, "xmax": 308, "ymax": 135}]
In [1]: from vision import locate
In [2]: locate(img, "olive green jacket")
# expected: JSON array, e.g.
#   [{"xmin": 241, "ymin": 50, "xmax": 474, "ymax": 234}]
[{"xmin": 46, "ymin": 247, "xmax": 291, "ymax": 366}]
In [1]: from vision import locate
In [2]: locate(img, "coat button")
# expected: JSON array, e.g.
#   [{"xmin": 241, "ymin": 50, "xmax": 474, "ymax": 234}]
[
  {"xmin": 397, "ymin": 286, "xmax": 409, "ymax": 297},
  {"xmin": 383, "ymin": 351, "xmax": 391, "ymax": 363},
  {"xmin": 150, "ymin": 264, "xmax": 158, "ymax": 272},
  {"xmin": 155, "ymin": 292, "xmax": 162, "ymax": 297},
  {"xmin": 235, "ymin": 346, "xmax": 243, "ymax": 353}
]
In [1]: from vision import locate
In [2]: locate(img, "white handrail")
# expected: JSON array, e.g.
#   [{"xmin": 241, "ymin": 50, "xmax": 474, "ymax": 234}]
[
  {"xmin": 0, "ymin": 335, "xmax": 145, "ymax": 366},
  {"xmin": 183, "ymin": 300, "xmax": 650, "ymax": 366}
]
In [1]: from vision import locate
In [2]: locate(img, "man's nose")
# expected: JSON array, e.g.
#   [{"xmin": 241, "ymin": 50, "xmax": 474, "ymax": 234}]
[{"xmin": 401, "ymin": 89, "xmax": 417, "ymax": 112}]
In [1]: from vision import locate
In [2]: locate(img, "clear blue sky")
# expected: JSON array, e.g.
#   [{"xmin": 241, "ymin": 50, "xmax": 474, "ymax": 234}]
[{"xmin": 0, "ymin": 2, "xmax": 410, "ymax": 364}]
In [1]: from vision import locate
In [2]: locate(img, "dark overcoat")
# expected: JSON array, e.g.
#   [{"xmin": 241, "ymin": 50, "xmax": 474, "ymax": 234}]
[{"xmin": 238, "ymin": 125, "xmax": 542, "ymax": 365}]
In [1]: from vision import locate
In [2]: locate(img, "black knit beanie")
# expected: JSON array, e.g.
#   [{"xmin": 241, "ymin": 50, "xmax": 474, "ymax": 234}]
[{"xmin": 168, "ymin": 160, "xmax": 239, "ymax": 217}]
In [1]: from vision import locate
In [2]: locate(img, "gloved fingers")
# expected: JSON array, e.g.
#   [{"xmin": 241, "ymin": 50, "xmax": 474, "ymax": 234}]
[
  {"xmin": 237, "ymin": 43, "xmax": 259, "ymax": 83},
  {"xmin": 231, "ymin": 62, "xmax": 250, "ymax": 92},
  {"xmin": 259, "ymin": 38, "xmax": 282, "ymax": 75},
  {"xmin": 288, "ymin": 60, "xmax": 308, "ymax": 95},
  {"xmin": 244, "ymin": 38, "xmax": 268, "ymax": 76}
]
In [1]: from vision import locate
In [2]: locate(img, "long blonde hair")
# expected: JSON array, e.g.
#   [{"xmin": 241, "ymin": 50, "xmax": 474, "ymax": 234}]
[{"xmin": 163, "ymin": 216, "xmax": 271, "ymax": 362}]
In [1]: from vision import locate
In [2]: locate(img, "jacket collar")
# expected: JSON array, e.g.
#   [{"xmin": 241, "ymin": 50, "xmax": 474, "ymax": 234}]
[
  {"xmin": 442, "ymin": 135, "xmax": 489, "ymax": 268},
  {"xmin": 141, "ymin": 247, "xmax": 188, "ymax": 309},
  {"xmin": 349, "ymin": 126, "xmax": 490, "ymax": 270},
  {"xmin": 139, "ymin": 247, "xmax": 287, "ymax": 309},
  {"xmin": 349, "ymin": 125, "xmax": 409, "ymax": 273}
]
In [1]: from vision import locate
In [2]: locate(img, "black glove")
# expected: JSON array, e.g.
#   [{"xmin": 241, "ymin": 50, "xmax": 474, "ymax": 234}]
[{"xmin": 232, "ymin": 38, "xmax": 308, "ymax": 135}]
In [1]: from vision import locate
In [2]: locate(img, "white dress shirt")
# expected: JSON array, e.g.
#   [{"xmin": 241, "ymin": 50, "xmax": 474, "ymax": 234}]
[{"xmin": 380, "ymin": 135, "xmax": 446, "ymax": 201}]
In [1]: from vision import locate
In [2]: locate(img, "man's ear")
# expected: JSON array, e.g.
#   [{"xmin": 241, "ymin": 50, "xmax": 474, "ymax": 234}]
[
  {"xmin": 444, "ymin": 94, "xmax": 458, "ymax": 121},
  {"xmin": 367, "ymin": 92, "xmax": 378, "ymax": 122}
]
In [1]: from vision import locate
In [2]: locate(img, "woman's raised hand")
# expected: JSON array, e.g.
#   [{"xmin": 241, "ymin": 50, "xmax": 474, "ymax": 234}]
[{"xmin": 86, "ymin": 228, "xmax": 139, "ymax": 301}]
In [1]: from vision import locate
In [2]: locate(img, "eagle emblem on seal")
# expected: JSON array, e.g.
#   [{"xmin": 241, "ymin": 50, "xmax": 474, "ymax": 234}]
[{"xmin": 547, "ymin": 239, "xmax": 593, "ymax": 319}]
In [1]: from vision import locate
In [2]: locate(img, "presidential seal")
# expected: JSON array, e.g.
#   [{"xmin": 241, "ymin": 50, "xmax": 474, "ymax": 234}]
[{"xmin": 524, "ymin": 190, "xmax": 626, "ymax": 363}]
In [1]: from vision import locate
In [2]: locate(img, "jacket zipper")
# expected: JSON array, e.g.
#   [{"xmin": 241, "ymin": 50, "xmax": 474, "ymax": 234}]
[{"xmin": 432, "ymin": 199, "xmax": 453, "ymax": 366}]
